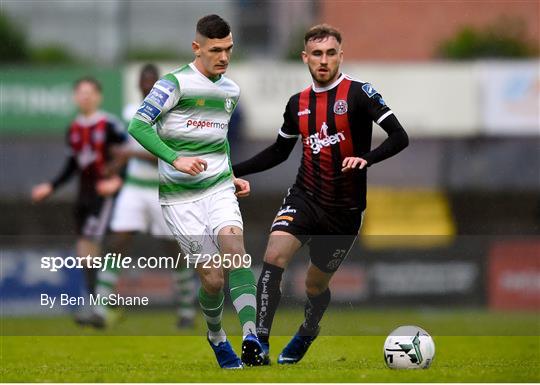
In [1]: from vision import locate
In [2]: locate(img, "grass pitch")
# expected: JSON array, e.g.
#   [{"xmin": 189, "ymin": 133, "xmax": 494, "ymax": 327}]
[{"xmin": 1, "ymin": 309, "xmax": 539, "ymax": 382}]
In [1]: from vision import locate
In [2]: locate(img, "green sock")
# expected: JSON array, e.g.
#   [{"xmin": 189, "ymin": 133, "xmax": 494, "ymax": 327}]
[
  {"xmin": 229, "ymin": 267, "xmax": 257, "ymax": 338},
  {"xmin": 175, "ymin": 267, "xmax": 196, "ymax": 320},
  {"xmin": 198, "ymin": 287, "xmax": 225, "ymax": 334}
]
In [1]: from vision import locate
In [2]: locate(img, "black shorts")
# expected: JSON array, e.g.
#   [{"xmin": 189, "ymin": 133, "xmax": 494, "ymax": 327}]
[
  {"xmin": 270, "ymin": 185, "xmax": 364, "ymax": 273},
  {"xmin": 74, "ymin": 196, "xmax": 114, "ymax": 241}
]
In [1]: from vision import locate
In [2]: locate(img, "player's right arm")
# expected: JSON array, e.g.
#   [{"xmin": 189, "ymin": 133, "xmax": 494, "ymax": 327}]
[
  {"xmin": 232, "ymin": 98, "xmax": 298, "ymax": 177},
  {"xmin": 127, "ymin": 74, "xmax": 207, "ymax": 175}
]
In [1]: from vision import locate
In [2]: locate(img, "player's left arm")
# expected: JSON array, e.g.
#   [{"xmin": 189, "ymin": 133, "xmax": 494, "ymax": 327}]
[
  {"xmin": 102, "ymin": 115, "xmax": 128, "ymax": 177},
  {"xmin": 361, "ymin": 114, "xmax": 409, "ymax": 166},
  {"xmin": 96, "ymin": 115, "xmax": 127, "ymax": 196},
  {"xmin": 344, "ymin": 84, "xmax": 408, "ymax": 170}
]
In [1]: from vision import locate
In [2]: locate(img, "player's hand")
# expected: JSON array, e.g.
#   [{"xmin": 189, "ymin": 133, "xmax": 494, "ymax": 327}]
[
  {"xmin": 31, "ymin": 183, "xmax": 53, "ymax": 203},
  {"xmin": 341, "ymin": 157, "xmax": 368, "ymax": 172},
  {"xmin": 173, "ymin": 157, "xmax": 208, "ymax": 176},
  {"xmin": 96, "ymin": 175, "xmax": 123, "ymax": 196},
  {"xmin": 233, "ymin": 177, "xmax": 250, "ymax": 198}
]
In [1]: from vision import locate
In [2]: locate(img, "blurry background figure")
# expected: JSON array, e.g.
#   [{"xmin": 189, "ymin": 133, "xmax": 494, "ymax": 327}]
[
  {"xmin": 30, "ymin": 77, "xmax": 126, "ymax": 324},
  {"xmin": 90, "ymin": 64, "xmax": 196, "ymax": 329}
]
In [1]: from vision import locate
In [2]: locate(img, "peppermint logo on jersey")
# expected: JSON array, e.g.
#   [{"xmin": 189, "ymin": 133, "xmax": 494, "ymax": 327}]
[
  {"xmin": 186, "ymin": 119, "xmax": 228, "ymax": 130},
  {"xmin": 305, "ymin": 122, "xmax": 346, "ymax": 154}
]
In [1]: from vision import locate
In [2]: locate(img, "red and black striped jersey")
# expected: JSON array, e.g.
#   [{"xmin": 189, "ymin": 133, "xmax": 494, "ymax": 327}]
[
  {"xmin": 279, "ymin": 74, "xmax": 394, "ymax": 210},
  {"xmin": 55, "ymin": 111, "xmax": 125, "ymax": 202}
]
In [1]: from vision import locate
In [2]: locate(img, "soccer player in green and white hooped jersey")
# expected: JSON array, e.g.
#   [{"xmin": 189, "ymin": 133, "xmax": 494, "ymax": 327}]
[{"xmin": 128, "ymin": 15, "xmax": 264, "ymax": 369}]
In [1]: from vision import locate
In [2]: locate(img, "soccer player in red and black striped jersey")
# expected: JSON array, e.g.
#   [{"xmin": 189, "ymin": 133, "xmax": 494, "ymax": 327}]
[
  {"xmin": 32, "ymin": 77, "xmax": 126, "ymax": 316},
  {"xmin": 233, "ymin": 24, "xmax": 408, "ymax": 365}
]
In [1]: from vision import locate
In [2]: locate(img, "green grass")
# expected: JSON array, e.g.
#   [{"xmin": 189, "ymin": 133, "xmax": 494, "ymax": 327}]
[{"xmin": 1, "ymin": 309, "xmax": 539, "ymax": 382}]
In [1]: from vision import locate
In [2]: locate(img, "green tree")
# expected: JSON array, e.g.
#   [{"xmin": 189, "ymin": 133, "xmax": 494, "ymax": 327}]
[
  {"xmin": 438, "ymin": 17, "xmax": 538, "ymax": 59},
  {"xmin": 0, "ymin": 12, "xmax": 30, "ymax": 62}
]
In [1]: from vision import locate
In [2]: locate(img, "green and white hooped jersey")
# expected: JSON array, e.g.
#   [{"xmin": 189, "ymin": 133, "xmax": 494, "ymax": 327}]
[{"xmin": 133, "ymin": 63, "xmax": 239, "ymax": 204}]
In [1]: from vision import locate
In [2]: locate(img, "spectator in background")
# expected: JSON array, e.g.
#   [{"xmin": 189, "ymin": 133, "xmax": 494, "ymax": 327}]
[{"xmin": 31, "ymin": 77, "xmax": 126, "ymax": 324}]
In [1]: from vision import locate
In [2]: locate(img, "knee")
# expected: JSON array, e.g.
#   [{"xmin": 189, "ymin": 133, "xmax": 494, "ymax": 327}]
[
  {"xmin": 201, "ymin": 275, "xmax": 224, "ymax": 295},
  {"xmin": 305, "ymin": 277, "xmax": 328, "ymax": 297},
  {"xmin": 263, "ymin": 247, "xmax": 287, "ymax": 268},
  {"xmin": 220, "ymin": 239, "xmax": 245, "ymax": 255},
  {"xmin": 218, "ymin": 227, "xmax": 245, "ymax": 255}
]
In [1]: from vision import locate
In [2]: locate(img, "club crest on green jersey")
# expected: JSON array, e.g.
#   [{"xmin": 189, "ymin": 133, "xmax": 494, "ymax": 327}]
[{"xmin": 224, "ymin": 97, "xmax": 234, "ymax": 113}]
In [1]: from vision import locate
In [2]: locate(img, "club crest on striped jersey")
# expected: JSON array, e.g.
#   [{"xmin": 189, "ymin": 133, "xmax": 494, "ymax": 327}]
[
  {"xmin": 333, "ymin": 99, "xmax": 348, "ymax": 115},
  {"xmin": 224, "ymin": 97, "xmax": 234, "ymax": 113},
  {"xmin": 92, "ymin": 130, "xmax": 105, "ymax": 143}
]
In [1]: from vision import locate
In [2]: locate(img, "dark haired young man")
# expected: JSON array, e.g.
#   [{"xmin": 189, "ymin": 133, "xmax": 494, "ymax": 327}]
[
  {"xmin": 32, "ymin": 77, "xmax": 126, "ymax": 311},
  {"xmin": 233, "ymin": 24, "xmax": 409, "ymax": 365},
  {"xmin": 128, "ymin": 15, "xmax": 263, "ymax": 369}
]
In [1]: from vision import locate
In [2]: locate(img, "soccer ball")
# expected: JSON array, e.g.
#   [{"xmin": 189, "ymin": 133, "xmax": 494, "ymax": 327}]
[{"xmin": 383, "ymin": 325, "xmax": 435, "ymax": 369}]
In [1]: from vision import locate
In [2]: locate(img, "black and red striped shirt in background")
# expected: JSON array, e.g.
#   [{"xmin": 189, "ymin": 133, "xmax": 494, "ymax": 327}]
[
  {"xmin": 279, "ymin": 73, "xmax": 394, "ymax": 210},
  {"xmin": 52, "ymin": 111, "xmax": 126, "ymax": 203}
]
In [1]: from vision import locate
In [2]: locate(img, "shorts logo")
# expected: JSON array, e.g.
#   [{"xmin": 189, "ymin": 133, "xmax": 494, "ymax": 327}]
[
  {"xmin": 275, "ymin": 215, "xmax": 294, "ymax": 222},
  {"xmin": 273, "ymin": 205, "xmax": 296, "ymax": 227},
  {"xmin": 277, "ymin": 206, "xmax": 297, "ymax": 216},
  {"xmin": 333, "ymin": 99, "xmax": 348, "ymax": 115},
  {"xmin": 305, "ymin": 122, "xmax": 346, "ymax": 154},
  {"xmin": 326, "ymin": 258, "xmax": 342, "ymax": 270},
  {"xmin": 224, "ymin": 97, "xmax": 234, "ymax": 113},
  {"xmin": 326, "ymin": 248, "xmax": 347, "ymax": 270},
  {"xmin": 188, "ymin": 240, "xmax": 202, "ymax": 254},
  {"xmin": 297, "ymin": 108, "xmax": 311, "ymax": 116},
  {"xmin": 362, "ymin": 83, "xmax": 378, "ymax": 98}
]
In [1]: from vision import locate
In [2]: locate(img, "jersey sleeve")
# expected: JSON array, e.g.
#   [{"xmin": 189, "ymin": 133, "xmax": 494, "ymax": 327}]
[
  {"xmin": 128, "ymin": 73, "xmax": 181, "ymax": 165},
  {"xmin": 278, "ymin": 97, "xmax": 300, "ymax": 139},
  {"xmin": 357, "ymin": 82, "xmax": 394, "ymax": 125},
  {"xmin": 133, "ymin": 74, "xmax": 181, "ymax": 125},
  {"xmin": 106, "ymin": 114, "xmax": 127, "ymax": 144}
]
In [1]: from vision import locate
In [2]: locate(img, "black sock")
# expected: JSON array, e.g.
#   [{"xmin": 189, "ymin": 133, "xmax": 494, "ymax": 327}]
[
  {"xmin": 85, "ymin": 267, "xmax": 97, "ymax": 295},
  {"xmin": 256, "ymin": 262, "xmax": 284, "ymax": 343},
  {"xmin": 299, "ymin": 288, "xmax": 331, "ymax": 336}
]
